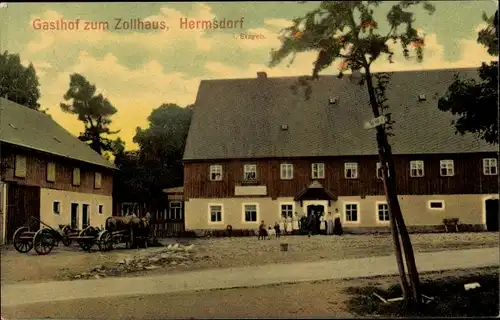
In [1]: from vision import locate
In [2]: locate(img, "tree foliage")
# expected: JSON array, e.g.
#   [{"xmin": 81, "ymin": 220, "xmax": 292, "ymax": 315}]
[
  {"xmin": 60, "ymin": 73, "xmax": 120, "ymax": 154},
  {"xmin": 113, "ymin": 103, "xmax": 193, "ymax": 205},
  {"xmin": 0, "ymin": 51, "xmax": 41, "ymax": 110},
  {"xmin": 438, "ymin": 10, "xmax": 498, "ymax": 145}
]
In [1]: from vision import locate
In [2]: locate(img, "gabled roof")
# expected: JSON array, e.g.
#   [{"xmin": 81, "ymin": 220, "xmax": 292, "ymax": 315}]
[
  {"xmin": 183, "ymin": 68, "xmax": 497, "ymax": 161},
  {"xmin": 0, "ymin": 97, "xmax": 115, "ymax": 169}
]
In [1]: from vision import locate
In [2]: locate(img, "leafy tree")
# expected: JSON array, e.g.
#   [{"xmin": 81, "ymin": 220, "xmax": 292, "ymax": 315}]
[
  {"xmin": 60, "ymin": 73, "xmax": 119, "ymax": 155},
  {"xmin": 0, "ymin": 51, "xmax": 41, "ymax": 110},
  {"xmin": 438, "ymin": 10, "xmax": 498, "ymax": 145},
  {"xmin": 269, "ymin": 1, "xmax": 436, "ymax": 306},
  {"xmin": 133, "ymin": 103, "xmax": 193, "ymax": 192}
]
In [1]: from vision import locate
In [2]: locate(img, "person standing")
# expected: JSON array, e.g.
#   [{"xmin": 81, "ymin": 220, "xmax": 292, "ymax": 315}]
[{"xmin": 326, "ymin": 212, "xmax": 334, "ymax": 235}]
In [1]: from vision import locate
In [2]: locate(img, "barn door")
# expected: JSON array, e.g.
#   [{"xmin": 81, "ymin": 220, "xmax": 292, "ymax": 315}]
[{"xmin": 6, "ymin": 183, "xmax": 41, "ymax": 242}]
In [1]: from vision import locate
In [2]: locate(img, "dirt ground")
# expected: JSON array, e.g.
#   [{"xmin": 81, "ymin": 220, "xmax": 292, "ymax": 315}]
[
  {"xmin": 1, "ymin": 232, "xmax": 498, "ymax": 284},
  {"xmin": 2, "ymin": 267, "xmax": 497, "ymax": 319}
]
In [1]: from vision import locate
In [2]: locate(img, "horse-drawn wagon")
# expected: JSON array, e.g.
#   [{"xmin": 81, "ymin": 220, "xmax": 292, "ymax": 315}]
[{"xmin": 12, "ymin": 213, "xmax": 152, "ymax": 255}]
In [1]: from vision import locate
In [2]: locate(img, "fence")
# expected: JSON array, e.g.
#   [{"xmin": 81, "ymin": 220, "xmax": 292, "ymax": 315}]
[{"xmin": 150, "ymin": 220, "xmax": 185, "ymax": 238}]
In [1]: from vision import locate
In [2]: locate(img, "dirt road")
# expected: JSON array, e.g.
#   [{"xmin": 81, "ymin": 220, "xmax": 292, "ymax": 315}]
[
  {"xmin": 2, "ymin": 268, "xmax": 496, "ymax": 319},
  {"xmin": 2, "ymin": 232, "xmax": 498, "ymax": 284}
]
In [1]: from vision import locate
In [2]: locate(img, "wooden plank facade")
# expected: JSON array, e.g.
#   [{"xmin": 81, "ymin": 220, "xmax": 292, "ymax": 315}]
[
  {"xmin": 1, "ymin": 144, "xmax": 113, "ymax": 196},
  {"xmin": 184, "ymin": 153, "xmax": 499, "ymax": 199}
]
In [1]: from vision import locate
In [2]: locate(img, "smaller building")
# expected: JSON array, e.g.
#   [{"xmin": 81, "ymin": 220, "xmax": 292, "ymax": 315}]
[{"xmin": 0, "ymin": 98, "xmax": 116, "ymax": 244}]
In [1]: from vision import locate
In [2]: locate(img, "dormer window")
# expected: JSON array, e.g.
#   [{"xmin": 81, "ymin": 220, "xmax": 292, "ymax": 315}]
[
  {"xmin": 329, "ymin": 97, "xmax": 338, "ymax": 105},
  {"xmin": 418, "ymin": 94, "xmax": 426, "ymax": 101},
  {"xmin": 280, "ymin": 124, "xmax": 289, "ymax": 131}
]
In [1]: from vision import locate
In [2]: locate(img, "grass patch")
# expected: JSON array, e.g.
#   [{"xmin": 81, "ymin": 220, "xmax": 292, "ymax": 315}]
[{"xmin": 345, "ymin": 270, "xmax": 499, "ymax": 317}]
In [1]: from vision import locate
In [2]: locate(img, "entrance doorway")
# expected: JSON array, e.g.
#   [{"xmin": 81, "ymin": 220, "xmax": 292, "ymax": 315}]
[
  {"xmin": 71, "ymin": 203, "xmax": 79, "ymax": 229},
  {"xmin": 485, "ymin": 199, "xmax": 499, "ymax": 231},
  {"xmin": 306, "ymin": 205, "xmax": 325, "ymax": 217},
  {"xmin": 82, "ymin": 204, "xmax": 89, "ymax": 229}
]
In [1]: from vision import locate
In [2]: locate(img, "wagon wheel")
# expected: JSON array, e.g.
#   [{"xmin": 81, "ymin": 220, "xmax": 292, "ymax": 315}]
[
  {"xmin": 33, "ymin": 228, "xmax": 56, "ymax": 255},
  {"xmin": 78, "ymin": 226, "xmax": 94, "ymax": 251},
  {"xmin": 13, "ymin": 226, "xmax": 33, "ymax": 253},
  {"xmin": 97, "ymin": 230, "xmax": 113, "ymax": 252},
  {"xmin": 60, "ymin": 225, "xmax": 73, "ymax": 246}
]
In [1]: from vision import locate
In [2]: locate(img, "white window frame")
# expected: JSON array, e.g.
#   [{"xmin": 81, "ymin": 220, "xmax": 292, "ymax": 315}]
[
  {"xmin": 209, "ymin": 165, "xmax": 223, "ymax": 181},
  {"xmin": 280, "ymin": 163, "xmax": 293, "ymax": 180},
  {"xmin": 97, "ymin": 204, "xmax": 103, "ymax": 215},
  {"xmin": 14, "ymin": 154, "xmax": 27, "ymax": 178},
  {"xmin": 440, "ymin": 160, "xmax": 454, "ymax": 177},
  {"xmin": 94, "ymin": 172, "xmax": 102, "ymax": 189},
  {"xmin": 410, "ymin": 160, "xmax": 424, "ymax": 177},
  {"xmin": 169, "ymin": 201, "xmax": 183, "ymax": 220},
  {"xmin": 375, "ymin": 201, "xmax": 390, "ymax": 223},
  {"xmin": 72, "ymin": 167, "xmax": 81, "ymax": 186},
  {"xmin": 344, "ymin": 162, "xmax": 358, "ymax": 179},
  {"xmin": 376, "ymin": 162, "xmax": 390, "ymax": 179},
  {"xmin": 483, "ymin": 158, "xmax": 498, "ymax": 176},
  {"xmin": 311, "ymin": 163, "xmax": 325, "ymax": 179},
  {"xmin": 242, "ymin": 203, "xmax": 259, "ymax": 223},
  {"xmin": 243, "ymin": 164, "xmax": 257, "ymax": 180},
  {"xmin": 343, "ymin": 202, "xmax": 360, "ymax": 224},
  {"xmin": 280, "ymin": 202, "xmax": 294, "ymax": 219},
  {"xmin": 46, "ymin": 162, "xmax": 56, "ymax": 182},
  {"xmin": 208, "ymin": 203, "xmax": 223, "ymax": 224},
  {"xmin": 427, "ymin": 200, "xmax": 445, "ymax": 211},
  {"xmin": 53, "ymin": 200, "xmax": 61, "ymax": 215}
]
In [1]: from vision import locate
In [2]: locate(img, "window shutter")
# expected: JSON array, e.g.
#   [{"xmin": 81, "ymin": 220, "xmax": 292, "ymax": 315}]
[
  {"xmin": 14, "ymin": 155, "xmax": 27, "ymax": 178},
  {"xmin": 47, "ymin": 162, "xmax": 56, "ymax": 182},
  {"xmin": 73, "ymin": 168, "xmax": 81, "ymax": 186},
  {"xmin": 94, "ymin": 172, "xmax": 102, "ymax": 189}
]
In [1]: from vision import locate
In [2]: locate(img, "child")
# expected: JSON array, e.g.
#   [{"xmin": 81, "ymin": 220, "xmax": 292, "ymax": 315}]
[
  {"xmin": 274, "ymin": 221, "xmax": 281, "ymax": 238},
  {"xmin": 258, "ymin": 220, "xmax": 267, "ymax": 240}
]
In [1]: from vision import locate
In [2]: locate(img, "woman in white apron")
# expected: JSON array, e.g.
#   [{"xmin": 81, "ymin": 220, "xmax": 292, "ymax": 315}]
[
  {"xmin": 279, "ymin": 216, "xmax": 286, "ymax": 236},
  {"xmin": 319, "ymin": 213, "xmax": 326, "ymax": 234},
  {"xmin": 326, "ymin": 212, "xmax": 334, "ymax": 235},
  {"xmin": 285, "ymin": 214, "xmax": 293, "ymax": 234},
  {"xmin": 292, "ymin": 212, "xmax": 300, "ymax": 233}
]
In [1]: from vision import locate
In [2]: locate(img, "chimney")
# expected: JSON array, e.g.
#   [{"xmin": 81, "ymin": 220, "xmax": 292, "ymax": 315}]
[{"xmin": 257, "ymin": 71, "xmax": 267, "ymax": 79}]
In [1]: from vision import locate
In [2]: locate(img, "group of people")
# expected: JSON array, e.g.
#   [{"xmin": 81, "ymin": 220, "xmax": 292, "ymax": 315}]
[
  {"xmin": 257, "ymin": 211, "xmax": 343, "ymax": 238},
  {"xmin": 303, "ymin": 211, "xmax": 343, "ymax": 236}
]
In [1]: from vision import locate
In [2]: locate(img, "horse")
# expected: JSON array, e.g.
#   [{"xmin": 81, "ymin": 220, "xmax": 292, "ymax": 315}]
[{"xmin": 105, "ymin": 212, "xmax": 152, "ymax": 249}]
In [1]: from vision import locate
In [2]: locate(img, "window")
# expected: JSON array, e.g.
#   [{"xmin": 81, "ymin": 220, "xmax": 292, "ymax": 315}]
[
  {"xmin": 170, "ymin": 201, "xmax": 183, "ymax": 220},
  {"xmin": 244, "ymin": 164, "xmax": 257, "ymax": 180},
  {"xmin": 72, "ymin": 168, "xmax": 81, "ymax": 186},
  {"xmin": 46, "ymin": 162, "xmax": 56, "ymax": 182},
  {"xmin": 209, "ymin": 165, "xmax": 223, "ymax": 181},
  {"xmin": 376, "ymin": 162, "xmax": 390, "ymax": 179},
  {"xmin": 14, "ymin": 155, "xmax": 27, "ymax": 178},
  {"xmin": 344, "ymin": 203, "xmax": 359, "ymax": 223},
  {"xmin": 311, "ymin": 163, "xmax": 325, "ymax": 179},
  {"xmin": 94, "ymin": 172, "xmax": 102, "ymax": 189},
  {"xmin": 280, "ymin": 203, "xmax": 293, "ymax": 218},
  {"xmin": 483, "ymin": 158, "xmax": 498, "ymax": 176},
  {"xmin": 428, "ymin": 200, "xmax": 444, "ymax": 210},
  {"xmin": 53, "ymin": 201, "xmax": 60, "ymax": 215},
  {"xmin": 243, "ymin": 204, "xmax": 258, "ymax": 222},
  {"xmin": 209, "ymin": 204, "xmax": 222, "ymax": 223},
  {"xmin": 377, "ymin": 202, "xmax": 390, "ymax": 222},
  {"xmin": 344, "ymin": 162, "xmax": 358, "ymax": 179},
  {"xmin": 410, "ymin": 160, "xmax": 424, "ymax": 177},
  {"xmin": 98, "ymin": 204, "xmax": 103, "ymax": 215},
  {"xmin": 280, "ymin": 163, "xmax": 293, "ymax": 180},
  {"xmin": 440, "ymin": 160, "xmax": 454, "ymax": 176}
]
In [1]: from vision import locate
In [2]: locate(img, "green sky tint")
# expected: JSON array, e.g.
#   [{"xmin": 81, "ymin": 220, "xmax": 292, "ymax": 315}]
[{"xmin": 0, "ymin": 1, "xmax": 497, "ymax": 150}]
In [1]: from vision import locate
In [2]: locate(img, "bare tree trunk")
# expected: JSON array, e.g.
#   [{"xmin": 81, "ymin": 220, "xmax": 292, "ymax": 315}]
[
  {"xmin": 364, "ymin": 68, "xmax": 421, "ymax": 305},
  {"xmin": 379, "ymin": 152, "xmax": 410, "ymax": 300},
  {"xmin": 384, "ymin": 146, "xmax": 422, "ymax": 304}
]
